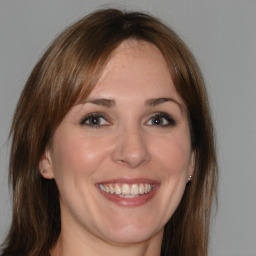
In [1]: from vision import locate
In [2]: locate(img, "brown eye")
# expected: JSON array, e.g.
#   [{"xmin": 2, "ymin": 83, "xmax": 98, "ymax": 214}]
[
  {"xmin": 146, "ymin": 113, "xmax": 176, "ymax": 127},
  {"xmin": 80, "ymin": 113, "xmax": 109, "ymax": 127}
]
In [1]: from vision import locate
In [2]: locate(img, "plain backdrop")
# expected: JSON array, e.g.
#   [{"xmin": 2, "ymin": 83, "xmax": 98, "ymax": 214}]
[{"xmin": 0, "ymin": 1, "xmax": 255, "ymax": 255}]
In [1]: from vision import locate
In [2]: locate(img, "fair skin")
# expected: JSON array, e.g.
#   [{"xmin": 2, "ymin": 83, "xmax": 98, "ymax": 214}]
[{"xmin": 40, "ymin": 40, "xmax": 194, "ymax": 256}]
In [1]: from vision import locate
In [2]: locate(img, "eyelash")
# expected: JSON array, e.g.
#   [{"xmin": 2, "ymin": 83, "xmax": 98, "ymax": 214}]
[
  {"xmin": 146, "ymin": 112, "xmax": 176, "ymax": 127},
  {"xmin": 80, "ymin": 113, "xmax": 109, "ymax": 128},
  {"xmin": 80, "ymin": 112, "xmax": 176, "ymax": 128}
]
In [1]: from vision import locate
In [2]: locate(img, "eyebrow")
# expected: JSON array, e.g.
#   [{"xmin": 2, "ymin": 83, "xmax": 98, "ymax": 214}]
[
  {"xmin": 82, "ymin": 97, "xmax": 184, "ymax": 112},
  {"xmin": 82, "ymin": 98, "xmax": 116, "ymax": 107},
  {"xmin": 145, "ymin": 97, "xmax": 184, "ymax": 112}
]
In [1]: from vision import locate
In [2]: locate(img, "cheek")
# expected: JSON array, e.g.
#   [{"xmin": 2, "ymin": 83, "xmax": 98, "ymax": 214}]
[
  {"xmin": 51, "ymin": 132, "xmax": 112, "ymax": 180},
  {"xmin": 154, "ymin": 133, "xmax": 192, "ymax": 176},
  {"xmin": 147, "ymin": 132, "xmax": 191, "ymax": 226}
]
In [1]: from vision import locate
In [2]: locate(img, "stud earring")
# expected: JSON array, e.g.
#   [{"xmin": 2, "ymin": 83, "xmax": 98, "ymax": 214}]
[
  {"xmin": 42, "ymin": 169, "xmax": 47, "ymax": 173},
  {"xmin": 187, "ymin": 175, "xmax": 192, "ymax": 182}
]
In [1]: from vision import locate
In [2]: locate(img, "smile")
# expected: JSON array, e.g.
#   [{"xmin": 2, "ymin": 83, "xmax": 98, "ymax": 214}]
[
  {"xmin": 96, "ymin": 179, "xmax": 159, "ymax": 207},
  {"xmin": 99, "ymin": 183, "xmax": 154, "ymax": 198}
]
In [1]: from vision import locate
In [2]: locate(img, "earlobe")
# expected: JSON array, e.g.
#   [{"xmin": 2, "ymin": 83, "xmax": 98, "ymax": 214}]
[
  {"xmin": 39, "ymin": 150, "xmax": 55, "ymax": 179},
  {"xmin": 187, "ymin": 152, "xmax": 195, "ymax": 183}
]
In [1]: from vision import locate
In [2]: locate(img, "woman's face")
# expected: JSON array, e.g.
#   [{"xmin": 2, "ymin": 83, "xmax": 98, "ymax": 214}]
[{"xmin": 40, "ymin": 40, "xmax": 194, "ymax": 246}]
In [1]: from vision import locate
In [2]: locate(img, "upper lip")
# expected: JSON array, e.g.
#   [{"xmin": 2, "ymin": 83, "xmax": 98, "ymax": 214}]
[{"xmin": 96, "ymin": 177, "xmax": 159, "ymax": 185}]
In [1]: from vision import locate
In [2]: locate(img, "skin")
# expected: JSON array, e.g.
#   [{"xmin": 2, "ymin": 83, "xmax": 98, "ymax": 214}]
[{"xmin": 40, "ymin": 40, "xmax": 194, "ymax": 256}]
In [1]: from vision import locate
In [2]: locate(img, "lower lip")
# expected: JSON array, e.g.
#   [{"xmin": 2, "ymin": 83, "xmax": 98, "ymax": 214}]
[{"xmin": 98, "ymin": 186, "xmax": 159, "ymax": 207}]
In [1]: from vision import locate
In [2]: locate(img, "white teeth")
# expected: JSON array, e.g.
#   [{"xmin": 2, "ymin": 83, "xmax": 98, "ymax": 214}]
[
  {"xmin": 105, "ymin": 186, "xmax": 110, "ymax": 193},
  {"xmin": 99, "ymin": 183, "xmax": 153, "ymax": 196},
  {"xmin": 122, "ymin": 184, "xmax": 130, "ymax": 195},
  {"xmin": 114, "ymin": 184, "xmax": 121, "ymax": 195},
  {"xmin": 99, "ymin": 184, "xmax": 105, "ymax": 191},
  {"xmin": 139, "ymin": 184, "xmax": 144, "ymax": 194},
  {"xmin": 109, "ymin": 184, "xmax": 115, "ymax": 194},
  {"xmin": 118, "ymin": 194, "xmax": 139, "ymax": 198},
  {"xmin": 131, "ymin": 184, "xmax": 139, "ymax": 195}
]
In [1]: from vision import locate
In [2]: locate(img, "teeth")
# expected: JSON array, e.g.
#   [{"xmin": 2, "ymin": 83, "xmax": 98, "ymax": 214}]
[
  {"xmin": 145, "ymin": 183, "xmax": 150, "ymax": 193},
  {"xmin": 139, "ymin": 184, "xmax": 144, "ymax": 194},
  {"xmin": 109, "ymin": 184, "xmax": 115, "ymax": 194},
  {"xmin": 122, "ymin": 184, "xmax": 130, "ymax": 194},
  {"xmin": 131, "ymin": 184, "xmax": 139, "ymax": 195},
  {"xmin": 99, "ymin": 183, "xmax": 154, "ymax": 196},
  {"xmin": 114, "ymin": 184, "xmax": 121, "ymax": 195},
  {"xmin": 105, "ymin": 186, "xmax": 110, "ymax": 193},
  {"xmin": 99, "ymin": 184, "xmax": 105, "ymax": 191}
]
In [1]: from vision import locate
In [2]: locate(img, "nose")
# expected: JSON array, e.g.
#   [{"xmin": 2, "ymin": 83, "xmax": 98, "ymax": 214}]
[{"xmin": 111, "ymin": 126, "xmax": 151, "ymax": 169}]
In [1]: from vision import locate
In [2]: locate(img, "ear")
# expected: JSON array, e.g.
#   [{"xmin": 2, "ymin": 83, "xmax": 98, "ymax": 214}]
[
  {"xmin": 39, "ymin": 149, "xmax": 55, "ymax": 179},
  {"xmin": 187, "ymin": 151, "xmax": 195, "ymax": 183}
]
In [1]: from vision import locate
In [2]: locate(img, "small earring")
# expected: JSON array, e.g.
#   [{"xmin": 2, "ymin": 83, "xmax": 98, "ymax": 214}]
[
  {"xmin": 42, "ymin": 169, "xmax": 47, "ymax": 173},
  {"xmin": 187, "ymin": 175, "xmax": 192, "ymax": 182}
]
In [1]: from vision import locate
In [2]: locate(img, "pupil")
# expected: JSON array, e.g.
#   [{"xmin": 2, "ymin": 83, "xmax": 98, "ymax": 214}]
[
  {"xmin": 153, "ymin": 118, "xmax": 161, "ymax": 125},
  {"xmin": 91, "ymin": 117, "xmax": 98, "ymax": 124}
]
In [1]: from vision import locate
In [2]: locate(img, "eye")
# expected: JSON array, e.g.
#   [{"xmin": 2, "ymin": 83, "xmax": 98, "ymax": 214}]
[
  {"xmin": 146, "ymin": 113, "xmax": 176, "ymax": 127},
  {"xmin": 80, "ymin": 113, "xmax": 109, "ymax": 127}
]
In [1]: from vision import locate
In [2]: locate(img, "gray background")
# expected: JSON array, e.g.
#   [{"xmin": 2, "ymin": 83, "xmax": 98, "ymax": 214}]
[{"xmin": 0, "ymin": 1, "xmax": 255, "ymax": 255}]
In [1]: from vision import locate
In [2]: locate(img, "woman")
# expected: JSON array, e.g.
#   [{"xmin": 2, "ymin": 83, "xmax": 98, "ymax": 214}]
[{"xmin": 1, "ymin": 8, "xmax": 217, "ymax": 256}]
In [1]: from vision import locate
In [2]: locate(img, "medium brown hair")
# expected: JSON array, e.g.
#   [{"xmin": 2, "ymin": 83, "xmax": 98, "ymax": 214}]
[{"xmin": 1, "ymin": 9, "xmax": 217, "ymax": 256}]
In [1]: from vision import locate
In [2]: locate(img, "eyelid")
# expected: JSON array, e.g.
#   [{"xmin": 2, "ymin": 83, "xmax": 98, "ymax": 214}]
[
  {"xmin": 80, "ymin": 112, "xmax": 110, "ymax": 126},
  {"xmin": 145, "ymin": 112, "xmax": 177, "ymax": 126},
  {"xmin": 79, "ymin": 111, "xmax": 176, "ymax": 128}
]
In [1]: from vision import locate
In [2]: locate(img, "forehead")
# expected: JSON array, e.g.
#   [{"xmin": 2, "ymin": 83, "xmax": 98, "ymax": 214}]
[{"xmin": 88, "ymin": 40, "xmax": 182, "ymax": 102}]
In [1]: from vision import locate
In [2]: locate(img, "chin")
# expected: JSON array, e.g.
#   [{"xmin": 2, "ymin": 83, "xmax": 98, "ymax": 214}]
[{"xmin": 100, "ymin": 224, "xmax": 162, "ymax": 245}]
